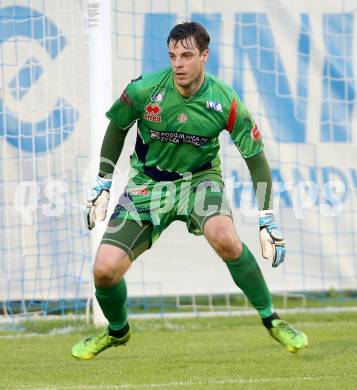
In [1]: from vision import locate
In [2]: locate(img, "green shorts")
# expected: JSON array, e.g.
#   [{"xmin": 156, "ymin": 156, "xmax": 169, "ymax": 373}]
[{"xmin": 101, "ymin": 168, "xmax": 232, "ymax": 260}]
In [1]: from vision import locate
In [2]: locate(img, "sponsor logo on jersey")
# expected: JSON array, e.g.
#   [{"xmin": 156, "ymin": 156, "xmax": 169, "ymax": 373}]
[
  {"xmin": 177, "ymin": 113, "xmax": 188, "ymax": 123},
  {"xmin": 129, "ymin": 187, "xmax": 149, "ymax": 196},
  {"xmin": 119, "ymin": 88, "xmax": 132, "ymax": 106},
  {"xmin": 145, "ymin": 104, "xmax": 162, "ymax": 115},
  {"xmin": 144, "ymin": 103, "xmax": 162, "ymax": 122},
  {"xmin": 206, "ymin": 101, "xmax": 223, "ymax": 112},
  {"xmin": 144, "ymin": 114, "xmax": 162, "ymax": 122},
  {"xmin": 151, "ymin": 92, "xmax": 164, "ymax": 102},
  {"xmin": 150, "ymin": 131, "xmax": 160, "ymax": 140},
  {"xmin": 251, "ymin": 123, "xmax": 261, "ymax": 140},
  {"xmin": 150, "ymin": 130, "xmax": 210, "ymax": 147}
]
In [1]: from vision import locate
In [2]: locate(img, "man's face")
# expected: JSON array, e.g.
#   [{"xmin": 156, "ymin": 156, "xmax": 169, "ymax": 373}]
[{"xmin": 168, "ymin": 37, "xmax": 208, "ymax": 89}]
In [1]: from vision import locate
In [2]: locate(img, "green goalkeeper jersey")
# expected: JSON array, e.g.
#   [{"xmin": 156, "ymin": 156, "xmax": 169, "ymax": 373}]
[{"xmin": 106, "ymin": 67, "xmax": 263, "ymax": 181}]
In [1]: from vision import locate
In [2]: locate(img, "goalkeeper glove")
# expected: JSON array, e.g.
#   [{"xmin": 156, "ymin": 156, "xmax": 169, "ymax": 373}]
[
  {"xmin": 259, "ymin": 210, "xmax": 286, "ymax": 268},
  {"xmin": 86, "ymin": 176, "xmax": 112, "ymax": 230}
]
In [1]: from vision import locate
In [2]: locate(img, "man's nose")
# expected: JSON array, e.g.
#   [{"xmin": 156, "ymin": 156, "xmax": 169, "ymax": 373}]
[{"xmin": 173, "ymin": 57, "xmax": 183, "ymax": 68}]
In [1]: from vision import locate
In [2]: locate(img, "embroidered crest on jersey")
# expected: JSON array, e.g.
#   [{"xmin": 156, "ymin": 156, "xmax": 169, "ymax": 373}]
[
  {"xmin": 151, "ymin": 92, "xmax": 164, "ymax": 102},
  {"xmin": 144, "ymin": 104, "xmax": 162, "ymax": 122},
  {"xmin": 206, "ymin": 101, "xmax": 223, "ymax": 112},
  {"xmin": 251, "ymin": 124, "xmax": 261, "ymax": 140},
  {"xmin": 150, "ymin": 130, "xmax": 209, "ymax": 147},
  {"xmin": 177, "ymin": 113, "xmax": 188, "ymax": 123}
]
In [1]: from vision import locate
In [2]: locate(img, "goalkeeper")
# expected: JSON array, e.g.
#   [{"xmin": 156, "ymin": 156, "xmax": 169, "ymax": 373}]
[{"xmin": 72, "ymin": 21, "xmax": 308, "ymax": 360}]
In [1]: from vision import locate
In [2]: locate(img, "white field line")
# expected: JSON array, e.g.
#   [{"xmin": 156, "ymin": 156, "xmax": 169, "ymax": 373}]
[
  {"xmin": 1, "ymin": 319, "xmax": 357, "ymax": 338},
  {"xmin": 0, "ymin": 314, "xmax": 88, "ymax": 324},
  {"xmin": 129, "ymin": 306, "xmax": 357, "ymax": 320},
  {"xmin": 0, "ymin": 325, "xmax": 86, "ymax": 338},
  {"xmin": 9, "ymin": 375, "xmax": 357, "ymax": 390},
  {"xmin": 2, "ymin": 306, "xmax": 357, "ymax": 325}
]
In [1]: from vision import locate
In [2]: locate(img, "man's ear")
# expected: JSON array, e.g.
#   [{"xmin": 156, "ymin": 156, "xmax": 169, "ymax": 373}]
[{"xmin": 202, "ymin": 48, "xmax": 209, "ymax": 63}]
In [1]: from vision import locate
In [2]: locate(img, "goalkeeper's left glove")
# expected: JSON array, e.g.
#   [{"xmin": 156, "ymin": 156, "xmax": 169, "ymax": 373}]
[{"xmin": 259, "ymin": 210, "xmax": 286, "ymax": 267}]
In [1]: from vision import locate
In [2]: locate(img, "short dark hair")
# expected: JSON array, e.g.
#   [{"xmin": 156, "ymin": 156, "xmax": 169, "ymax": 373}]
[{"xmin": 167, "ymin": 22, "xmax": 210, "ymax": 53}]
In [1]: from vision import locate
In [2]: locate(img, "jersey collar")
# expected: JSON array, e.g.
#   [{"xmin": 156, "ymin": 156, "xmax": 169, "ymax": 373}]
[{"xmin": 170, "ymin": 70, "xmax": 209, "ymax": 102}]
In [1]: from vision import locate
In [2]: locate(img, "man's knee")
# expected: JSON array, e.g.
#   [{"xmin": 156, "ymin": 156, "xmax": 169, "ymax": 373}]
[
  {"xmin": 93, "ymin": 261, "xmax": 116, "ymax": 287},
  {"xmin": 205, "ymin": 228, "xmax": 242, "ymax": 259},
  {"xmin": 204, "ymin": 216, "xmax": 243, "ymax": 260},
  {"xmin": 213, "ymin": 231, "xmax": 242, "ymax": 260},
  {"xmin": 94, "ymin": 244, "xmax": 131, "ymax": 287}
]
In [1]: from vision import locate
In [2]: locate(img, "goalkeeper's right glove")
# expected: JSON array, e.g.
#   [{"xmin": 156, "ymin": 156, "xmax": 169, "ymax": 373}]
[{"xmin": 86, "ymin": 176, "xmax": 112, "ymax": 230}]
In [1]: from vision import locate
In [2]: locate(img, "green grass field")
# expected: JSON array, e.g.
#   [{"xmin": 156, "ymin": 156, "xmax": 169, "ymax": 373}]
[{"xmin": 1, "ymin": 312, "xmax": 357, "ymax": 390}]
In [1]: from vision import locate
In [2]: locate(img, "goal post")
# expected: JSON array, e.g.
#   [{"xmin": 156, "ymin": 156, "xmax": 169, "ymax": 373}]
[{"xmin": 87, "ymin": 0, "xmax": 113, "ymax": 326}]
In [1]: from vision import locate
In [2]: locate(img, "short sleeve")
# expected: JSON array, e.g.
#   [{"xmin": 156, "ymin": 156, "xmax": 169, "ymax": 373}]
[
  {"xmin": 226, "ymin": 94, "xmax": 263, "ymax": 159},
  {"xmin": 106, "ymin": 81, "xmax": 141, "ymax": 131}
]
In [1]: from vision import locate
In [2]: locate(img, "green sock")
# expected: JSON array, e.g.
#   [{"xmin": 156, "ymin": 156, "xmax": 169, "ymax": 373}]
[
  {"xmin": 95, "ymin": 279, "xmax": 128, "ymax": 330},
  {"xmin": 225, "ymin": 243, "xmax": 274, "ymax": 318}
]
